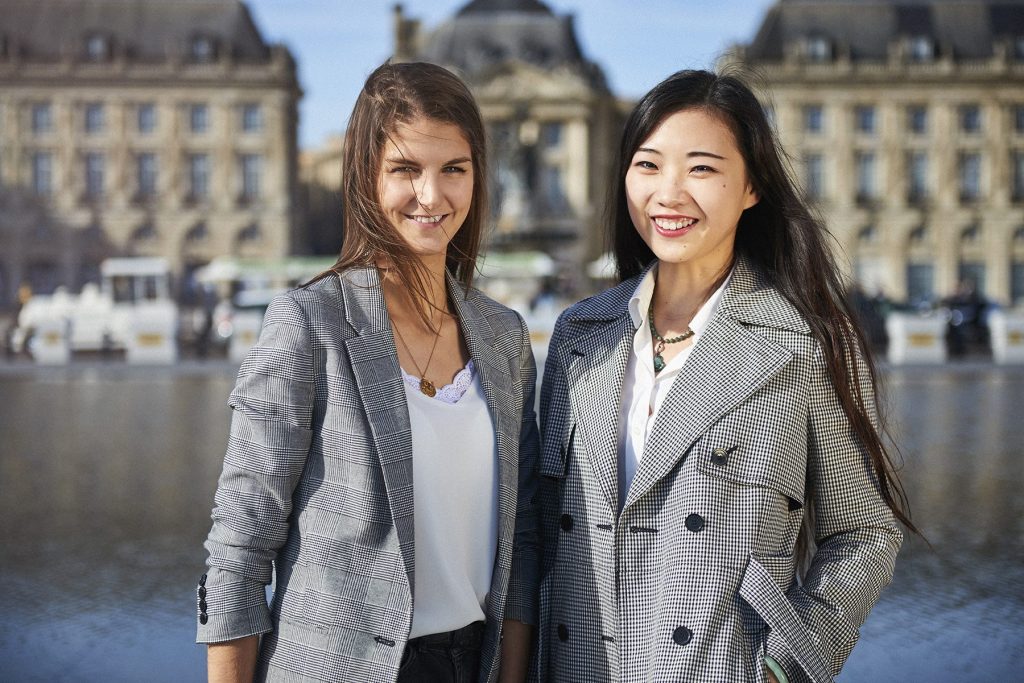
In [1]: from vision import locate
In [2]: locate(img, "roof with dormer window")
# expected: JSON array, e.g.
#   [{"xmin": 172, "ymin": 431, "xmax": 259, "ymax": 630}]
[{"xmin": 746, "ymin": 0, "xmax": 1024, "ymax": 61}]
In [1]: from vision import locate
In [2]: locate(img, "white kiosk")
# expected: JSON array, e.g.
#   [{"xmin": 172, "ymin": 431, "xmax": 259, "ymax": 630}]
[
  {"xmin": 885, "ymin": 312, "xmax": 947, "ymax": 364},
  {"xmin": 988, "ymin": 310, "xmax": 1024, "ymax": 364}
]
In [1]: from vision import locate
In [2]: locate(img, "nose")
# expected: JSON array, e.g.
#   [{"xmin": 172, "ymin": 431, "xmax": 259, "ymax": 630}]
[
  {"xmin": 654, "ymin": 172, "xmax": 691, "ymax": 207},
  {"xmin": 415, "ymin": 172, "xmax": 441, "ymax": 212}
]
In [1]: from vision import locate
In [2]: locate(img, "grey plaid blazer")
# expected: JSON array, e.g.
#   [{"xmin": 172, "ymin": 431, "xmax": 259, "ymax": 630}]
[
  {"xmin": 197, "ymin": 267, "xmax": 540, "ymax": 683},
  {"xmin": 535, "ymin": 258, "xmax": 901, "ymax": 683}
]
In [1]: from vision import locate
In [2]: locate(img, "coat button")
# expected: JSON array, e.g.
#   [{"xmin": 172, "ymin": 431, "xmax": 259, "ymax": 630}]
[
  {"xmin": 199, "ymin": 574, "xmax": 207, "ymax": 586},
  {"xmin": 200, "ymin": 614, "xmax": 208, "ymax": 625},
  {"xmin": 710, "ymin": 447, "xmax": 729, "ymax": 466},
  {"xmin": 685, "ymin": 513, "xmax": 705, "ymax": 533},
  {"xmin": 560, "ymin": 514, "xmax": 574, "ymax": 531},
  {"xmin": 557, "ymin": 624, "xmax": 568, "ymax": 641},
  {"xmin": 672, "ymin": 626, "xmax": 692, "ymax": 645},
  {"xmin": 198, "ymin": 586, "xmax": 207, "ymax": 599}
]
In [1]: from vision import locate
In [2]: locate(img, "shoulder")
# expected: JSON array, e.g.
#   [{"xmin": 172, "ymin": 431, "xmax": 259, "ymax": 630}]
[
  {"xmin": 555, "ymin": 274, "xmax": 642, "ymax": 329},
  {"xmin": 720, "ymin": 259, "xmax": 811, "ymax": 336},
  {"xmin": 460, "ymin": 284, "xmax": 528, "ymax": 337}
]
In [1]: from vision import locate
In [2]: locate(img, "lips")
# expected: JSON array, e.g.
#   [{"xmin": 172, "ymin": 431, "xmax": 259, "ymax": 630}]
[
  {"xmin": 405, "ymin": 213, "xmax": 446, "ymax": 226},
  {"xmin": 652, "ymin": 216, "xmax": 698, "ymax": 235}
]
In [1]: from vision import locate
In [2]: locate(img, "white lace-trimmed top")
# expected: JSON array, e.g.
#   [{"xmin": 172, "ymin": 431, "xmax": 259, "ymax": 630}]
[{"xmin": 401, "ymin": 359, "xmax": 498, "ymax": 638}]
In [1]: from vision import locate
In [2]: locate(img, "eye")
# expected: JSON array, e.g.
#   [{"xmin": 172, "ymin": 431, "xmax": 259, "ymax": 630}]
[
  {"xmin": 633, "ymin": 160, "xmax": 658, "ymax": 171},
  {"xmin": 691, "ymin": 164, "xmax": 716, "ymax": 174},
  {"xmin": 443, "ymin": 165, "xmax": 469, "ymax": 174},
  {"xmin": 388, "ymin": 165, "xmax": 418, "ymax": 175}
]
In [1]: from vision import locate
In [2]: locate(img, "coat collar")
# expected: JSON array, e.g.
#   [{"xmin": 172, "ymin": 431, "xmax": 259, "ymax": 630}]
[{"xmin": 553, "ymin": 255, "xmax": 808, "ymax": 514}]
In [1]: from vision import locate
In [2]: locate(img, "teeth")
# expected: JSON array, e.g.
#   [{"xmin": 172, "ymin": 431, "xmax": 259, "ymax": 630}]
[
  {"xmin": 654, "ymin": 217, "xmax": 697, "ymax": 231},
  {"xmin": 409, "ymin": 214, "xmax": 443, "ymax": 223}
]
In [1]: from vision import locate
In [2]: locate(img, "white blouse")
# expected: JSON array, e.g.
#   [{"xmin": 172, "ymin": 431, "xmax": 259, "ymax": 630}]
[
  {"xmin": 402, "ymin": 361, "xmax": 498, "ymax": 638},
  {"xmin": 616, "ymin": 265, "xmax": 732, "ymax": 507}
]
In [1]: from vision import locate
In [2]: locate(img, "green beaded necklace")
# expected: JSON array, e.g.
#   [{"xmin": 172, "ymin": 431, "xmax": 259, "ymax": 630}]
[{"xmin": 648, "ymin": 302, "xmax": 695, "ymax": 373}]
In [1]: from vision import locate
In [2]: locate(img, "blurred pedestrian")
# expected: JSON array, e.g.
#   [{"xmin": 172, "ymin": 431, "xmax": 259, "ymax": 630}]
[
  {"xmin": 536, "ymin": 70, "xmax": 917, "ymax": 683},
  {"xmin": 198, "ymin": 62, "xmax": 539, "ymax": 683}
]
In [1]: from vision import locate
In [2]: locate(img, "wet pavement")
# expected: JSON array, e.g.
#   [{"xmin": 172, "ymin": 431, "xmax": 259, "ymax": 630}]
[{"xmin": 0, "ymin": 361, "xmax": 1021, "ymax": 681}]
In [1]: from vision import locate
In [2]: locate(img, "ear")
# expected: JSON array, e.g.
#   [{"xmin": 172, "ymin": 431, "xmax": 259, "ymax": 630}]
[{"xmin": 743, "ymin": 183, "xmax": 760, "ymax": 210}]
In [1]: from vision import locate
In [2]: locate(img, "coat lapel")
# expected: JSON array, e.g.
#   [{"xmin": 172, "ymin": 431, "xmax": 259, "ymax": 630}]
[
  {"xmin": 623, "ymin": 313, "xmax": 793, "ymax": 510},
  {"xmin": 338, "ymin": 268, "xmax": 418, "ymax": 595},
  {"xmin": 623, "ymin": 258, "xmax": 802, "ymax": 510},
  {"xmin": 556, "ymin": 278, "xmax": 638, "ymax": 514}
]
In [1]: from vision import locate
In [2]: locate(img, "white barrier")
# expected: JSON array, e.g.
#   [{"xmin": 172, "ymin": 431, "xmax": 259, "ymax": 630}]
[
  {"xmin": 988, "ymin": 311, "xmax": 1024, "ymax": 364},
  {"xmin": 228, "ymin": 311, "xmax": 263, "ymax": 363},
  {"xmin": 31, "ymin": 318, "xmax": 71, "ymax": 365},
  {"xmin": 886, "ymin": 313, "xmax": 947, "ymax": 364},
  {"xmin": 125, "ymin": 304, "xmax": 178, "ymax": 365}
]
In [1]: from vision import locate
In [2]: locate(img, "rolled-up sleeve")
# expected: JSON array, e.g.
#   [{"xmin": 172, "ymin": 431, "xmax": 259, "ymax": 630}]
[{"xmin": 196, "ymin": 294, "xmax": 315, "ymax": 643}]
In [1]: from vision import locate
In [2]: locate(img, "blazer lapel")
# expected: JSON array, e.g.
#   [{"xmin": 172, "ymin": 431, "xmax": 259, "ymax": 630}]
[{"xmin": 338, "ymin": 268, "xmax": 417, "ymax": 595}]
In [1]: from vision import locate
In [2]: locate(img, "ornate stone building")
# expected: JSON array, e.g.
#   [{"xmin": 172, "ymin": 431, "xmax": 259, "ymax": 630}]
[
  {"xmin": 392, "ymin": 0, "xmax": 624, "ymax": 294},
  {"xmin": 0, "ymin": 0, "xmax": 301, "ymax": 306},
  {"xmin": 722, "ymin": 0, "xmax": 1024, "ymax": 306}
]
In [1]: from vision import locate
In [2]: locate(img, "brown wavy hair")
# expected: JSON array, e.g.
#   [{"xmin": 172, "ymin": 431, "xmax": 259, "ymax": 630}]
[
  {"xmin": 611, "ymin": 69, "xmax": 919, "ymax": 554},
  {"xmin": 310, "ymin": 61, "xmax": 487, "ymax": 316}
]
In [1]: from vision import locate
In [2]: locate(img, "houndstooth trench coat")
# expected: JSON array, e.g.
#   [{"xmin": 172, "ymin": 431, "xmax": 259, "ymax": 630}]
[
  {"xmin": 197, "ymin": 267, "xmax": 540, "ymax": 682},
  {"xmin": 534, "ymin": 258, "xmax": 901, "ymax": 683}
]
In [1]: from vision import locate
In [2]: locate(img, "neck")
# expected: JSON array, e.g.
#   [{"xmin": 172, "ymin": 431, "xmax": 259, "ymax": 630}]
[
  {"xmin": 380, "ymin": 258, "xmax": 450, "ymax": 332},
  {"xmin": 652, "ymin": 258, "xmax": 732, "ymax": 322}
]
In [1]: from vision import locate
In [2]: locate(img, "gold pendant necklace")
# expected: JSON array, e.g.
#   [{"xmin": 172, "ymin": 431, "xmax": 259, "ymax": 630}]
[{"xmin": 392, "ymin": 317, "xmax": 442, "ymax": 397}]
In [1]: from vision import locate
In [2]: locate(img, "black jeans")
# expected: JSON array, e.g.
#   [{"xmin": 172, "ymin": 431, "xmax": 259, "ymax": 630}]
[{"xmin": 396, "ymin": 621, "xmax": 485, "ymax": 683}]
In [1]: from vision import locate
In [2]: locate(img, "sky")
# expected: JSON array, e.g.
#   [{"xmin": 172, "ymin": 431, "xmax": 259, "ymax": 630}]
[{"xmin": 243, "ymin": 0, "xmax": 777, "ymax": 150}]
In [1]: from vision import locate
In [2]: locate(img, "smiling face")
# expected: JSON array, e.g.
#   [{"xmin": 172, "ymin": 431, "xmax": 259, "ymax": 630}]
[
  {"xmin": 377, "ymin": 116, "xmax": 474, "ymax": 270},
  {"xmin": 625, "ymin": 107, "xmax": 759, "ymax": 279}
]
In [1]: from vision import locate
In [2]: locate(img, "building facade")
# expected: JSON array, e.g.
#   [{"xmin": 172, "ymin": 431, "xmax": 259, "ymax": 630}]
[
  {"xmin": 392, "ymin": 0, "xmax": 624, "ymax": 295},
  {"xmin": 0, "ymin": 0, "xmax": 301, "ymax": 307},
  {"xmin": 723, "ymin": 0, "xmax": 1024, "ymax": 307}
]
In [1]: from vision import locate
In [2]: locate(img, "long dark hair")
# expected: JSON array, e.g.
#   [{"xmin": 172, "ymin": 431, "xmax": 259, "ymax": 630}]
[
  {"xmin": 611, "ymin": 69, "xmax": 918, "ymax": 544},
  {"xmin": 310, "ymin": 61, "xmax": 488, "ymax": 316}
]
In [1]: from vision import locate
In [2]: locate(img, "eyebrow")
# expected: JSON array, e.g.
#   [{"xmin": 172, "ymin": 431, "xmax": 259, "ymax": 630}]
[
  {"xmin": 636, "ymin": 146, "xmax": 727, "ymax": 161},
  {"xmin": 384, "ymin": 155, "xmax": 473, "ymax": 166}
]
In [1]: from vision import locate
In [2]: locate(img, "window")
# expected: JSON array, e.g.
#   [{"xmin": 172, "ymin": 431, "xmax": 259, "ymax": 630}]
[
  {"xmin": 538, "ymin": 165, "xmax": 569, "ymax": 216},
  {"xmin": 858, "ymin": 225, "xmax": 877, "ymax": 243},
  {"xmin": 1014, "ymin": 105, "xmax": 1024, "ymax": 134},
  {"xmin": 238, "ymin": 223, "xmax": 262, "ymax": 242},
  {"xmin": 907, "ymin": 106, "xmax": 927, "ymax": 134},
  {"xmin": 959, "ymin": 105, "xmax": 982, "ymax": 134},
  {"xmin": 31, "ymin": 103, "xmax": 52, "ymax": 134},
  {"xmin": 241, "ymin": 104, "xmax": 263, "ymax": 133},
  {"xmin": 907, "ymin": 36, "xmax": 934, "ymax": 61},
  {"xmin": 854, "ymin": 106, "xmax": 876, "ymax": 135},
  {"xmin": 84, "ymin": 103, "xmax": 104, "ymax": 134},
  {"xmin": 132, "ymin": 223, "xmax": 157, "ymax": 242},
  {"xmin": 959, "ymin": 262, "xmax": 986, "ymax": 296},
  {"xmin": 190, "ymin": 36, "xmax": 215, "ymax": 62},
  {"xmin": 803, "ymin": 154, "xmax": 823, "ymax": 200},
  {"xmin": 1012, "ymin": 261, "xmax": 1024, "ymax": 305},
  {"xmin": 138, "ymin": 103, "xmax": 156, "ymax": 134},
  {"xmin": 240, "ymin": 154, "xmax": 262, "ymax": 201},
  {"xmin": 803, "ymin": 105, "xmax": 823, "ymax": 134},
  {"xmin": 1013, "ymin": 152, "xmax": 1024, "ymax": 202},
  {"xmin": 958, "ymin": 152, "xmax": 981, "ymax": 202},
  {"xmin": 540, "ymin": 122, "xmax": 562, "ymax": 148},
  {"xmin": 31, "ymin": 152, "xmax": 53, "ymax": 196},
  {"xmin": 855, "ymin": 152, "xmax": 876, "ymax": 202},
  {"xmin": 84, "ymin": 152, "xmax": 105, "ymax": 198},
  {"xmin": 189, "ymin": 104, "xmax": 209, "ymax": 133},
  {"xmin": 186, "ymin": 221, "xmax": 208, "ymax": 242},
  {"xmin": 1015, "ymin": 37, "xmax": 1024, "ymax": 61},
  {"xmin": 907, "ymin": 152, "xmax": 928, "ymax": 202},
  {"xmin": 137, "ymin": 153, "xmax": 157, "ymax": 198},
  {"xmin": 188, "ymin": 154, "xmax": 210, "ymax": 200},
  {"xmin": 906, "ymin": 263, "xmax": 935, "ymax": 304},
  {"xmin": 805, "ymin": 36, "xmax": 831, "ymax": 62},
  {"xmin": 85, "ymin": 34, "xmax": 109, "ymax": 61}
]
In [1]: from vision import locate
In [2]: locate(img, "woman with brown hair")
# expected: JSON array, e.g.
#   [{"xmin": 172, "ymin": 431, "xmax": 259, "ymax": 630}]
[
  {"xmin": 536, "ymin": 69, "xmax": 916, "ymax": 682},
  {"xmin": 197, "ymin": 62, "xmax": 539, "ymax": 683}
]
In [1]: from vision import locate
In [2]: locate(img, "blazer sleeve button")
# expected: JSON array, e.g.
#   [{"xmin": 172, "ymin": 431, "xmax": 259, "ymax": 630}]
[
  {"xmin": 685, "ymin": 513, "xmax": 705, "ymax": 533},
  {"xmin": 199, "ymin": 614, "xmax": 208, "ymax": 625},
  {"xmin": 672, "ymin": 626, "xmax": 692, "ymax": 646},
  {"xmin": 560, "ymin": 514, "xmax": 574, "ymax": 532},
  {"xmin": 557, "ymin": 624, "xmax": 568, "ymax": 642}
]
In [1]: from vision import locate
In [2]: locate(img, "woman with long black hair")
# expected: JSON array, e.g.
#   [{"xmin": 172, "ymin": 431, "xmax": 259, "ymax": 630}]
[{"xmin": 536, "ymin": 69, "xmax": 915, "ymax": 683}]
